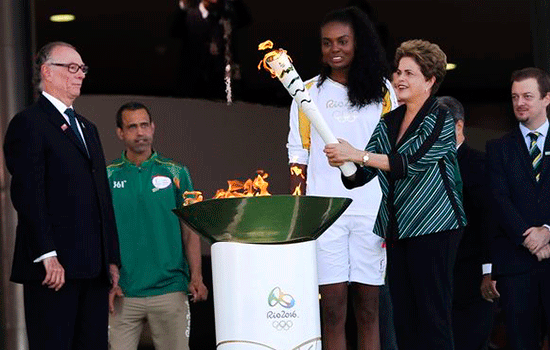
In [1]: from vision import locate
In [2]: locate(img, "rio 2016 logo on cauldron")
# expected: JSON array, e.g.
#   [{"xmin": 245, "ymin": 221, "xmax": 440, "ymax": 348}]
[
  {"xmin": 268, "ymin": 287, "xmax": 295, "ymax": 308},
  {"xmin": 267, "ymin": 287, "xmax": 298, "ymax": 331}
]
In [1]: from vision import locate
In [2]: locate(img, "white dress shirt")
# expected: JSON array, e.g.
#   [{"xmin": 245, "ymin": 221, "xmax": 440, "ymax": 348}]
[{"xmin": 519, "ymin": 119, "xmax": 548, "ymax": 153}]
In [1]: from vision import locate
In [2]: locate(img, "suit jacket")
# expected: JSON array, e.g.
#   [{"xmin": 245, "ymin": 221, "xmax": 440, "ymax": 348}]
[
  {"xmin": 486, "ymin": 126, "xmax": 550, "ymax": 277},
  {"xmin": 456, "ymin": 143, "xmax": 491, "ymax": 262},
  {"xmin": 3, "ymin": 95, "xmax": 120, "ymax": 283},
  {"xmin": 343, "ymin": 96, "xmax": 467, "ymax": 240},
  {"xmin": 454, "ymin": 143, "xmax": 492, "ymax": 307}
]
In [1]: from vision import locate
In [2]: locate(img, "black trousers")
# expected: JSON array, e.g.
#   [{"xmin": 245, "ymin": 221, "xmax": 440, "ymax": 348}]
[
  {"xmin": 23, "ymin": 277, "xmax": 109, "ymax": 350},
  {"xmin": 498, "ymin": 264, "xmax": 550, "ymax": 350},
  {"xmin": 452, "ymin": 256, "xmax": 495, "ymax": 350},
  {"xmin": 452, "ymin": 299, "xmax": 494, "ymax": 350},
  {"xmin": 387, "ymin": 229, "xmax": 463, "ymax": 350}
]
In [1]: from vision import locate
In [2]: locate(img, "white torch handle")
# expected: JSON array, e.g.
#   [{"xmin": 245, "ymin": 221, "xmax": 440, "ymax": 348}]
[
  {"xmin": 267, "ymin": 52, "xmax": 356, "ymax": 177},
  {"xmin": 294, "ymin": 92, "xmax": 357, "ymax": 177}
]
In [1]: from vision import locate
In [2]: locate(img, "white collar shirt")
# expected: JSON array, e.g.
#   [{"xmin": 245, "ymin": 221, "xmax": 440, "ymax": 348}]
[
  {"xmin": 42, "ymin": 91, "xmax": 88, "ymax": 149},
  {"xmin": 519, "ymin": 119, "xmax": 549, "ymax": 156}
]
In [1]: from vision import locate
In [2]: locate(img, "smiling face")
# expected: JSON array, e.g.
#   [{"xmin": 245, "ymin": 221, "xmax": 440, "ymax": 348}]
[
  {"xmin": 511, "ymin": 77, "xmax": 550, "ymax": 130},
  {"xmin": 321, "ymin": 21, "xmax": 355, "ymax": 83},
  {"xmin": 116, "ymin": 108, "xmax": 155, "ymax": 160},
  {"xmin": 42, "ymin": 45, "xmax": 85, "ymax": 106},
  {"xmin": 393, "ymin": 56, "xmax": 435, "ymax": 105}
]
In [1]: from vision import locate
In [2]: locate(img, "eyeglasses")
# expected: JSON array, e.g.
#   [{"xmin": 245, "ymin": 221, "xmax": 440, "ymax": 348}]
[{"xmin": 48, "ymin": 62, "xmax": 89, "ymax": 74}]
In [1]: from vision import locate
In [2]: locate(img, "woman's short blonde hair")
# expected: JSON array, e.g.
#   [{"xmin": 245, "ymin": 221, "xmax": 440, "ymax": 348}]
[{"xmin": 395, "ymin": 39, "xmax": 447, "ymax": 94}]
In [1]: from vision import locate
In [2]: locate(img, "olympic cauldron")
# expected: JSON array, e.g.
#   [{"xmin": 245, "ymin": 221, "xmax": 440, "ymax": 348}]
[{"xmin": 173, "ymin": 195, "xmax": 351, "ymax": 350}]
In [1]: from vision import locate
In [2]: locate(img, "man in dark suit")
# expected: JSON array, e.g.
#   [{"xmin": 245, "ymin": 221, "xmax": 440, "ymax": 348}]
[
  {"xmin": 3, "ymin": 41, "xmax": 120, "ymax": 349},
  {"xmin": 486, "ymin": 67, "xmax": 550, "ymax": 350},
  {"xmin": 439, "ymin": 96, "xmax": 497, "ymax": 350}
]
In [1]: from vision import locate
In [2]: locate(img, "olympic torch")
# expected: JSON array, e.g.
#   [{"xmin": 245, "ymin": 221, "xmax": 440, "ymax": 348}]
[{"xmin": 258, "ymin": 41, "xmax": 356, "ymax": 177}]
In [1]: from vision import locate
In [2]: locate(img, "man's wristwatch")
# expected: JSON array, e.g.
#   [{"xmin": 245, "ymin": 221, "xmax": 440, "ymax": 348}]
[{"xmin": 362, "ymin": 152, "xmax": 370, "ymax": 166}]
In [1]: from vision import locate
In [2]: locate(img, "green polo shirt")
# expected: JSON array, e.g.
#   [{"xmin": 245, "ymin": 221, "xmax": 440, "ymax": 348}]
[{"xmin": 107, "ymin": 152, "xmax": 192, "ymax": 297}]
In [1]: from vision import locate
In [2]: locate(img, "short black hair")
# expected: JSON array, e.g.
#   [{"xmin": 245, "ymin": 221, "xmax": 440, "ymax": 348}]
[
  {"xmin": 116, "ymin": 102, "xmax": 152, "ymax": 128},
  {"xmin": 438, "ymin": 96, "xmax": 464, "ymax": 123}
]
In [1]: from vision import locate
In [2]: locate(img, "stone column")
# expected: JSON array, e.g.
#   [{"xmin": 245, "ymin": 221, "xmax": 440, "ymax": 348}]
[{"xmin": 0, "ymin": 0, "xmax": 34, "ymax": 349}]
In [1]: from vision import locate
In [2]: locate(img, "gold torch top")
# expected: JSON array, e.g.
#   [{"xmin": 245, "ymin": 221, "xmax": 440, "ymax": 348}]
[{"xmin": 257, "ymin": 40, "xmax": 292, "ymax": 78}]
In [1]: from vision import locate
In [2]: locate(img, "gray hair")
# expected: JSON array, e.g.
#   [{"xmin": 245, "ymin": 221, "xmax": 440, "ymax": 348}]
[
  {"xmin": 33, "ymin": 41, "xmax": 77, "ymax": 93},
  {"xmin": 438, "ymin": 96, "xmax": 464, "ymax": 123}
]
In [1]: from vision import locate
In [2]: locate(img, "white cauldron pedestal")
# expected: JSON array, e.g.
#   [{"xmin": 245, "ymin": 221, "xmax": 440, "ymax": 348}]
[
  {"xmin": 172, "ymin": 195, "xmax": 352, "ymax": 350},
  {"xmin": 212, "ymin": 240, "xmax": 320, "ymax": 349}
]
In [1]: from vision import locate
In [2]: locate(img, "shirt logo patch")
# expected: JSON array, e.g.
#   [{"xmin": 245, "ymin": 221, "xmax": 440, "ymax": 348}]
[
  {"xmin": 333, "ymin": 111, "xmax": 359, "ymax": 123},
  {"xmin": 152, "ymin": 176, "xmax": 172, "ymax": 191},
  {"xmin": 113, "ymin": 180, "xmax": 126, "ymax": 189}
]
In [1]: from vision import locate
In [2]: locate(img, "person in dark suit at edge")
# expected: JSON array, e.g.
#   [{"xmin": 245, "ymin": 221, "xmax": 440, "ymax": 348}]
[
  {"xmin": 3, "ymin": 41, "xmax": 121, "ymax": 350},
  {"xmin": 438, "ymin": 96, "xmax": 497, "ymax": 350},
  {"xmin": 486, "ymin": 67, "xmax": 550, "ymax": 350}
]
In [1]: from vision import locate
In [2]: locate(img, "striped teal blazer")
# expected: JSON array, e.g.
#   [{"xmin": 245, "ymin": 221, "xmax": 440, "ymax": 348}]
[{"xmin": 343, "ymin": 96, "xmax": 467, "ymax": 240}]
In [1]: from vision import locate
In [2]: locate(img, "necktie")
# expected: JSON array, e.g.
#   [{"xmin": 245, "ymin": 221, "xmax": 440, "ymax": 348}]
[
  {"xmin": 528, "ymin": 131, "xmax": 541, "ymax": 181},
  {"xmin": 65, "ymin": 108, "xmax": 88, "ymax": 154}
]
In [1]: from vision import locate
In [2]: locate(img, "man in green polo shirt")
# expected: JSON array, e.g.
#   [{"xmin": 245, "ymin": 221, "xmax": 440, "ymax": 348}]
[{"xmin": 107, "ymin": 102, "xmax": 207, "ymax": 350}]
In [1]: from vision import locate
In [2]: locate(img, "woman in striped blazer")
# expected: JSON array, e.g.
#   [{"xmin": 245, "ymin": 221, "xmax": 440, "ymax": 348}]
[{"xmin": 325, "ymin": 39, "xmax": 466, "ymax": 350}]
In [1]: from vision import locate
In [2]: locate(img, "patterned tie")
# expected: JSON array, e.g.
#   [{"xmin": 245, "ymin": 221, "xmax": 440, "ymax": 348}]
[
  {"xmin": 528, "ymin": 131, "xmax": 542, "ymax": 181},
  {"xmin": 65, "ymin": 108, "xmax": 88, "ymax": 155}
]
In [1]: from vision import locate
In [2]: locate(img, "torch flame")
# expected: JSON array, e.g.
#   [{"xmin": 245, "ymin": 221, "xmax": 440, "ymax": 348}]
[
  {"xmin": 258, "ymin": 40, "xmax": 274, "ymax": 51},
  {"xmin": 258, "ymin": 40, "xmax": 292, "ymax": 78}
]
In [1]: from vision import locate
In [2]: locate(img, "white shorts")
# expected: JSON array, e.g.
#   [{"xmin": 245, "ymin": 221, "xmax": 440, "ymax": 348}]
[{"xmin": 316, "ymin": 214, "xmax": 386, "ymax": 286}]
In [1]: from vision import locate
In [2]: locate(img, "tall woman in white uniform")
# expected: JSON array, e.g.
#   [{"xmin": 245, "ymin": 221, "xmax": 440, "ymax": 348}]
[{"xmin": 287, "ymin": 6, "xmax": 397, "ymax": 349}]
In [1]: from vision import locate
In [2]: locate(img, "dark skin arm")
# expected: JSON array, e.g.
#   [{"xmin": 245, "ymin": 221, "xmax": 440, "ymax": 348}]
[{"xmin": 181, "ymin": 220, "xmax": 208, "ymax": 302}]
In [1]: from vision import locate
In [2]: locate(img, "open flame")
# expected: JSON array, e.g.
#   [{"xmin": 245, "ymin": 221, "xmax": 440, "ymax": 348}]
[
  {"xmin": 292, "ymin": 184, "xmax": 302, "ymax": 196},
  {"xmin": 215, "ymin": 170, "xmax": 271, "ymax": 198},
  {"xmin": 183, "ymin": 170, "xmax": 272, "ymax": 205},
  {"xmin": 183, "ymin": 191, "xmax": 204, "ymax": 206},
  {"xmin": 290, "ymin": 165, "xmax": 305, "ymax": 179},
  {"xmin": 257, "ymin": 40, "xmax": 292, "ymax": 78},
  {"xmin": 290, "ymin": 165, "xmax": 305, "ymax": 196}
]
